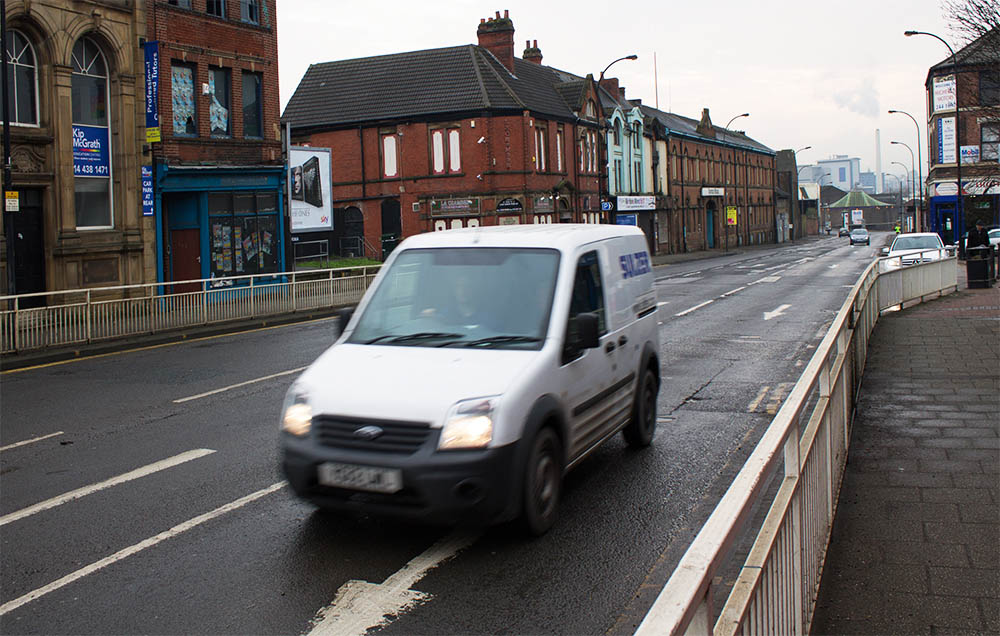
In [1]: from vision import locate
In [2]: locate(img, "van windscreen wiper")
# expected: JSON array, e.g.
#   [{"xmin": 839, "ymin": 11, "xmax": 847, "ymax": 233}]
[
  {"xmin": 439, "ymin": 335, "xmax": 542, "ymax": 348},
  {"xmin": 364, "ymin": 332, "xmax": 464, "ymax": 345}
]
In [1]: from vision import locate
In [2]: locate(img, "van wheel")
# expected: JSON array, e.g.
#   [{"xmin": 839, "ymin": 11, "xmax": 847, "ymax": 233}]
[
  {"xmin": 521, "ymin": 428, "xmax": 562, "ymax": 536},
  {"xmin": 624, "ymin": 368, "xmax": 658, "ymax": 447}
]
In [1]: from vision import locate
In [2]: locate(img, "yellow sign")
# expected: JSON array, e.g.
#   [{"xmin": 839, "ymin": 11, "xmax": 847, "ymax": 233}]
[
  {"xmin": 5, "ymin": 190, "xmax": 19, "ymax": 212},
  {"xmin": 146, "ymin": 127, "xmax": 161, "ymax": 143},
  {"xmin": 726, "ymin": 206, "xmax": 737, "ymax": 226}
]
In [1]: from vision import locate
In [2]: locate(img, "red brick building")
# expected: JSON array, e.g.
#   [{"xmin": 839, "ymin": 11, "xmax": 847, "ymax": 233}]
[
  {"xmin": 282, "ymin": 12, "xmax": 607, "ymax": 259},
  {"xmin": 148, "ymin": 0, "xmax": 286, "ymax": 285}
]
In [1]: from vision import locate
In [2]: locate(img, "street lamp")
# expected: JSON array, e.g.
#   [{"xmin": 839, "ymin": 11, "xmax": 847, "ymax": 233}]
[
  {"xmin": 891, "ymin": 141, "xmax": 916, "ymax": 228},
  {"xmin": 818, "ymin": 173, "xmax": 830, "ymax": 229},
  {"xmin": 905, "ymin": 30, "xmax": 961, "ymax": 240},
  {"xmin": 888, "ymin": 108, "xmax": 923, "ymax": 230},
  {"xmin": 885, "ymin": 173, "xmax": 905, "ymax": 231},
  {"xmin": 596, "ymin": 54, "xmax": 637, "ymax": 223},
  {"xmin": 795, "ymin": 146, "xmax": 811, "ymax": 154},
  {"xmin": 891, "ymin": 160, "xmax": 911, "ymax": 201},
  {"xmin": 724, "ymin": 113, "xmax": 750, "ymax": 245}
]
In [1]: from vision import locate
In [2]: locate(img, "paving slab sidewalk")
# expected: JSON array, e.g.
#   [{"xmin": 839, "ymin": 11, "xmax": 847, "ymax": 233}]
[{"xmin": 811, "ymin": 267, "xmax": 1000, "ymax": 635}]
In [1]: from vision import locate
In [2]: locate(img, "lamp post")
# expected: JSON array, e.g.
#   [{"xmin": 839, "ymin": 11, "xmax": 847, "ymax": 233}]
[
  {"xmin": 888, "ymin": 108, "xmax": 923, "ymax": 231},
  {"xmin": 818, "ymin": 173, "xmax": 830, "ymax": 230},
  {"xmin": 791, "ymin": 147, "xmax": 811, "ymax": 239},
  {"xmin": 891, "ymin": 141, "xmax": 915, "ymax": 229},
  {"xmin": 905, "ymin": 30, "xmax": 961, "ymax": 241},
  {"xmin": 891, "ymin": 161, "xmax": 911, "ymax": 219},
  {"xmin": 885, "ymin": 173, "xmax": 904, "ymax": 231},
  {"xmin": 724, "ymin": 113, "xmax": 749, "ymax": 246},
  {"xmin": 596, "ymin": 54, "xmax": 637, "ymax": 223}
]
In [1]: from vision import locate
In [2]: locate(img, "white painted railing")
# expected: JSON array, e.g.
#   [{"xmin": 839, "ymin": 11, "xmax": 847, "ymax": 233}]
[
  {"xmin": 0, "ymin": 267, "xmax": 379, "ymax": 355},
  {"xmin": 635, "ymin": 254, "xmax": 957, "ymax": 636}
]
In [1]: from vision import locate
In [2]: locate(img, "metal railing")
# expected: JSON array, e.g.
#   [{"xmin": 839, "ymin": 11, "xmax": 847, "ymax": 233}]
[
  {"xmin": 0, "ymin": 266, "xmax": 379, "ymax": 355},
  {"xmin": 635, "ymin": 254, "xmax": 957, "ymax": 636}
]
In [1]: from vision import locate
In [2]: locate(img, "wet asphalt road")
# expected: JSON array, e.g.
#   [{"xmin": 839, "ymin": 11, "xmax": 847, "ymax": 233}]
[{"xmin": 0, "ymin": 234, "xmax": 884, "ymax": 635}]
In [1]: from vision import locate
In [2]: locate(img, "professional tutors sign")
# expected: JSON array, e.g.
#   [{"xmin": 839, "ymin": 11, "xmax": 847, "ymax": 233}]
[
  {"xmin": 72, "ymin": 125, "xmax": 110, "ymax": 177},
  {"xmin": 143, "ymin": 41, "xmax": 161, "ymax": 143}
]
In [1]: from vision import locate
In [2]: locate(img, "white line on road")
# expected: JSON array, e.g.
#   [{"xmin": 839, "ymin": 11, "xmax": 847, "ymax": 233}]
[
  {"xmin": 0, "ymin": 431, "xmax": 64, "ymax": 452},
  {"xmin": 657, "ymin": 301, "xmax": 670, "ymax": 307},
  {"xmin": 721, "ymin": 286, "xmax": 747, "ymax": 297},
  {"xmin": 763, "ymin": 304, "xmax": 792, "ymax": 321},
  {"xmin": 828, "ymin": 263, "xmax": 840, "ymax": 269},
  {"xmin": 674, "ymin": 300, "xmax": 714, "ymax": 317},
  {"xmin": 307, "ymin": 530, "xmax": 480, "ymax": 636},
  {"xmin": 173, "ymin": 367, "xmax": 307, "ymax": 403},
  {"xmin": 0, "ymin": 481, "xmax": 286, "ymax": 616},
  {"xmin": 0, "ymin": 449, "xmax": 216, "ymax": 527}
]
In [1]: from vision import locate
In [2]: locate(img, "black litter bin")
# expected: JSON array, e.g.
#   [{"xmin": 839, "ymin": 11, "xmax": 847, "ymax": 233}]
[
  {"xmin": 965, "ymin": 245, "xmax": 994, "ymax": 288},
  {"xmin": 381, "ymin": 233, "xmax": 399, "ymax": 260}
]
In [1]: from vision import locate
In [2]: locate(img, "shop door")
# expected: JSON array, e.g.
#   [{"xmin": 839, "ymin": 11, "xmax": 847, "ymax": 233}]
[
  {"xmin": 706, "ymin": 208, "xmax": 715, "ymax": 248},
  {"xmin": 941, "ymin": 209, "xmax": 956, "ymax": 246},
  {"xmin": 170, "ymin": 229, "xmax": 201, "ymax": 293},
  {"xmin": 10, "ymin": 189, "xmax": 46, "ymax": 307}
]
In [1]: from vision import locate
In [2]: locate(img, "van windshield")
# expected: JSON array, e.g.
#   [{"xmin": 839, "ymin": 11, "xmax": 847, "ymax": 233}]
[{"xmin": 347, "ymin": 247, "xmax": 561, "ymax": 349}]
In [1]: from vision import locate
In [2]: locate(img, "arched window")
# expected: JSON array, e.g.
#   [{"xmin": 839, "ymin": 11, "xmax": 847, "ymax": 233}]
[
  {"xmin": 71, "ymin": 37, "xmax": 112, "ymax": 228},
  {"xmin": 613, "ymin": 120, "xmax": 622, "ymax": 146},
  {"xmin": 3, "ymin": 30, "xmax": 38, "ymax": 125}
]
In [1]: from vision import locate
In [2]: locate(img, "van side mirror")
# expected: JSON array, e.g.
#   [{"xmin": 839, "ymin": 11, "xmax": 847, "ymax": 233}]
[{"xmin": 563, "ymin": 312, "xmax": 600, "ymax": 363}]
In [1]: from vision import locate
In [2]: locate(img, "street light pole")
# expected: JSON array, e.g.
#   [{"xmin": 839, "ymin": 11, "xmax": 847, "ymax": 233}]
[
  {"xmin": 885, "ymin": 173, "xmax": 904, "ymax": 231},
  {"xmin": 891, "ymin": 141, "xmax": 916, "ymax": 230},
  {"xmin": 724, "ymin": 113, "xmax": 749, "ymax": 246},
  {"xmin": 596, "ymin": 54, "xmax": 637, "ymax": 223},
  {"xmin": 905, "ymin": 30, "xmax": 961, "ymax": 241},
  {"xmin": 892, "ymin": 161, "xmax": 911, "ymax": 207},
  {"xmin": 792, "ymin": 147, "xmax": 811, "ymax": 240},
  {"xmin": 888, "ymin": 108, "xmax": 924, "ymax": 231}
]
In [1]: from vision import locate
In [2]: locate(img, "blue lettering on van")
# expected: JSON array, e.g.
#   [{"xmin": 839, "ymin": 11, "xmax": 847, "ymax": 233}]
[{"xmin": 619, "ymin": 252, "xmax": 651, "ymax": 279}]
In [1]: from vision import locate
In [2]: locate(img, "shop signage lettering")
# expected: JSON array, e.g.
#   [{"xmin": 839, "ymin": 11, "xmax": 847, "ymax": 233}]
[
  {"xmin": 430, "ymin": 198, "xmax": 479, "ymax": 215},
  {"xmin": 701, "ymin": 187, "xmax": 724, "ymax": 197},
  {"xmin": 144, "ymin": 42, "xmax": 161, "ymax": 143},
  {"xmin": 72, "ymin": 125, "xmax": 110, "ymax": 177},
  {"xmin": 616, "ymin": 213, "xmax": 638, "ymax": 226},
  {"xmin": 141, "ymin": 166, "xmax": 154, "ymax": 216},
  {"xmin": 616, "ymin": 195, "xmax": 655, "ymax": 211},
  {"xmin": 938, "ymin": 117, "xmax": 956, "ymax": 164},
  {"xmin": 496, "ymin": 197, "xmax": 523, "ymax": 213}
]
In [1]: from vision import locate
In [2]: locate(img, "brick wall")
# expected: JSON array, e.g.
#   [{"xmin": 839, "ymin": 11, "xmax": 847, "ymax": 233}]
[{"xmin": 150, "ymin": 0, "xmax": 281, "ymax": 166}]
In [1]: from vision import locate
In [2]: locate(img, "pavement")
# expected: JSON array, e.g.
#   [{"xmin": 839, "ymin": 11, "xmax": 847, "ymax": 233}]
[{"xmin": 811, "ymin": 265, "xmax": 1000, "ymax": 634}]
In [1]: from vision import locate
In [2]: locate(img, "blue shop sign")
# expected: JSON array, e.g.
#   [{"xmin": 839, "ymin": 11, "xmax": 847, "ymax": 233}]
[
  {"xmin": 143, "ymin": 41, "xmax": 161, "ymax": 142},
  {"xmin": 141, "ymin": 166, "xmax": 154, "ymax": 216},
  {"xmin": 616, "ymin": 213, "xmax": 638, "ymax": 226},
  {"xmin": 72, "ymin": 125, "xmax": 110, "ymax": 177}
]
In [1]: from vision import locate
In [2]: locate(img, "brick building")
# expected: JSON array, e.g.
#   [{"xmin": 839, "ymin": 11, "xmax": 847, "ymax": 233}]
[
  {"xmin": 2, "ymin": 0, "xmax": 146, "ymax": 299},
  {"xmin": 281, "ymin": 12, "xmax": 607, "ymax": 259},
  {"xmin": 148, "ymin": 0, "xmax": 285, "ymax": 286}
]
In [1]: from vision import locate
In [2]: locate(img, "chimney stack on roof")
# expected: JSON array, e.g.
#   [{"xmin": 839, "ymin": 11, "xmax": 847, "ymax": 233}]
[
  {"xmin": 599, "ymin": 77, "xmax": 620, "ymax": 100},
  {"xmin": 523, "ymin": 39, "xmax": 542, "ymax": 64},
  {"xmin": 477, "ymin": 9, "xmax": 516, "ymax": 72}
]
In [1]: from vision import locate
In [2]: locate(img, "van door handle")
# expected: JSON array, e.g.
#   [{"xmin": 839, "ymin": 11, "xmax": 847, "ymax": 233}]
[
  {"xmin": 605, "ymin": 342, "xmax": 616, "ymax": 353},
  {"xmin": 618, "ymin": 335, "xmax": 628, "ymax": 346}
]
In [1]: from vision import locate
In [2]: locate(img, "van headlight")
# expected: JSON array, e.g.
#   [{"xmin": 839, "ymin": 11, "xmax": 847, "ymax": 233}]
[
  {"xmin": 438, "ymin": 397, "xmax": 497, "ymax": 450},
  {"xmin": 281, "ymin": 387, "xmax": 313, "ymax": 437}
]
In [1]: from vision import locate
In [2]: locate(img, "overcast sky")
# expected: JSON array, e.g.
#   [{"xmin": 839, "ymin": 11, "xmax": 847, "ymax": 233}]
[{"xmin": 276, "ymin": 1, "xmax": 958, "ymax": 185}]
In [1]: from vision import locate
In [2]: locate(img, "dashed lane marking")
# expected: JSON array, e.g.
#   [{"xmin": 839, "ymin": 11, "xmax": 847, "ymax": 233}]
[
  {"xmin": 0, "ymin": 431, "xmax": 64, "ymax": 453},
  {"xmin": 173, "ymin": 367, "xmax": 308, "ymax": 403},
  {"xmin": 674, "ymin": 300, "xmax": 714, "ymax": 317}
]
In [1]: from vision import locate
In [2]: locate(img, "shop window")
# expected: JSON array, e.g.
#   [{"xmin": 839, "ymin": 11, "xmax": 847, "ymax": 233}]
[
  {"xmin": 982, "ymin": 123, "xmax": 999, "ymax": 161},
  {"xmin": 172, "ymin": 63, "xmax": 197, "ymax": 136},
  {"xmin": 72, "ymin": 37, "xmax": 112, "ymax": 229},
  {"xmin": 208, "ymin": 191, "xmax": 279, "ymax": 278},
  {"xmin": 3, "ymin": 30, "xmax": 38, "ymax": 125},
  {"xmin": 242, "ymin": 71, "xmax": 262, "ymax": 138},
  {"xmin": 209, "ymin": 67, "xmax": 230, "ymax": 137}
]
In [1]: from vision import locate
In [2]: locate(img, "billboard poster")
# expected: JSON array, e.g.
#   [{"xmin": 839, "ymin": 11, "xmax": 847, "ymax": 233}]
[
  {"xmin": 143, "ymin": 42, "xmax": 161, "ymax": 143},
  {"xmin": 616, "ymin": 195, "xmax": 655, "ymax": 211},
  {"xmin": 937, "ymin": 117, "xmax": 956, "ymax": 164},
  {"xmin": 960, "ymin": 145, "xmax": 979, "ymax": 164},
  {"xmin": 72, "ymin": 125, "xmax": 110, "ymax": 177},
  {"xmin": 932, "ymin": 75, "xmax": 956, "ymax": 112},
  {"xmin": 726, "ymin": 206, "xmax": 738, "ymax": 226},
  {"xmin": 851, "ymin": 209, "xmax": 864, "ymax": 225},
  {"xmin": 289, "ymin": 147, "xmax": 333, "ymax": 232},
  {"xmin": 141, "ymin": 166, "xmax": 154, "ymax": 216}
]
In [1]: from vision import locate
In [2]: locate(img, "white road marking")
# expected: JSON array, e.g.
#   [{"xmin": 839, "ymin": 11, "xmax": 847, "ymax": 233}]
[
  {"xmin": 307, "ymin": 531, "xmax": 480, "ymax": 636},
  {"xmin": 721, "ymin": 286, "xmax": 747, "ymax": 297},
  {"xmin": 829, "ymin": 264, "xmax": 840, "ymax": 269},
  {"xmin": 657, "ymin": 301, "xmax": 670, "ymax": 307},
  {"xmin": 674, "ymin": 300, "xmax": 714, "ymax": 317},
  {"xmin": 751, "ymin": 275, "xmax": 782, "ymax": 285},
  {"xmin": 0, "ymin": 431, "xmax": 64, "ymax": 452},
  {"xmin": 747, "ymin": 386, "xmax": 770, "ymax": 413},
  {"xmin": 173, "ymin": 367, "xmax": 307, "ymax": 403},
  {"xmin": 0, "ymin": 481, "xmax": 286, "ymax": 615},
  {"xmin": 682, "ymin": 271, "xmax": 702, "ymax": 277},
  {"xmin": 763, "ymin": 304, "xmax": 792, "ymax": 321},
  {"xmin": 0, "ymin": 449, "xmax": 216, "ymax": 527}
]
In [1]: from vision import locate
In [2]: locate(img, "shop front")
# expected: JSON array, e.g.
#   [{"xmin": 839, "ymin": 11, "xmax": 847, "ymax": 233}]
[{"xmin": 153, "ymin": 164, "xmax": 287, "ymax": 287}]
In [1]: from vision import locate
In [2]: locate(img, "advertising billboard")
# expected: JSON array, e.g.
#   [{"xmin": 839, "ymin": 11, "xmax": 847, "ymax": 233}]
[
  {"xmin": 932, "ymin": 75, "xmax": 956, "ymax": 112},
  {"xmin": 937, "ymin": 117, "xmax": 956, "ymax": 164},
  {"xmin": 289, "ymin": 147, "xmax": 332, "ymax": 232}
]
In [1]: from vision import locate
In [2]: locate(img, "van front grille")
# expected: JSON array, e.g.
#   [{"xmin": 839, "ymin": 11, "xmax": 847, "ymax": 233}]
[{"xmin": 312, "ymin": 416, "xmax": 432, "ymax": 454}]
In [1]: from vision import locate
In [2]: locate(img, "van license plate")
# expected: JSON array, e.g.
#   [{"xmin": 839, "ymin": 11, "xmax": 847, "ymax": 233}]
[{"xmin": 317, "ymin": 462, "xmax": 402, "ymax": 494}]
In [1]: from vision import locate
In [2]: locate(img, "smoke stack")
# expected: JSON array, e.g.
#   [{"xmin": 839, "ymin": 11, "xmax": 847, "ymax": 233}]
[
  {"xmin": 477, "ymin": 10, "xmax": 516, "ymax": 72},
  {"xmin": 875, "ymin": 128, "xmax": 883, "ymax": 194}
]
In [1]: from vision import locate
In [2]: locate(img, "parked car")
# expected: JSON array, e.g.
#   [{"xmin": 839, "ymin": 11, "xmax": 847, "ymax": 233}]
[
  {"xmin": 849, "ymin": 228, "xmax": 870, "ymax": 246},
  {"xmin": 280, "ymin": 224, "xmax": 661, "ymax": 535},
  {"xmin": 838, "ymin": 227, "xmax": 849, "ymax": 237},
  {"xmin": 989, "ymin": 228, "xmax": 1000, "ymax": 248},
  {"xmin": 880, "ymin": 232, "xmax": 946, "ymax": 271}
]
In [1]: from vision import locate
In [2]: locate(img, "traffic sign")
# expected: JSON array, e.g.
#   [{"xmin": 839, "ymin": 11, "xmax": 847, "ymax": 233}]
[{"xmin": 5, "ymin": 191, "xmax": 19, "ymax": 212}]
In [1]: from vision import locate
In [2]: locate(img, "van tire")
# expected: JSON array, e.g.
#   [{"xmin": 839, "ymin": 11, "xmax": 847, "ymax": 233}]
[
  {"xmin": 624, "ymin": 368, "xmax": 657, "ymax": 447},
  {"xmin": 521, "ymin": 427, "xmax": 562, "ymax": 536}
]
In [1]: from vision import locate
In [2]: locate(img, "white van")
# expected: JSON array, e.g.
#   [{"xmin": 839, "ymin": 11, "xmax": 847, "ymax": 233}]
[{"xmin": 280, "ymin": 224, "xmax": 660, "ymax": 535}]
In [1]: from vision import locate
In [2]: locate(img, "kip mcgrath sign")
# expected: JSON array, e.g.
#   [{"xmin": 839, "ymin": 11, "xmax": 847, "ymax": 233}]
[{"xmin": 72, "ymin": 125, "xmax": 110, "ymax": 177}]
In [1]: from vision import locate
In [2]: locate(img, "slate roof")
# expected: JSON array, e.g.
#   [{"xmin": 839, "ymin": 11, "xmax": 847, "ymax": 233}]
[
  {"xmin": 929, "ymin": 26, "xmax": 1000, "ymax": 71},
  {"xmin": 282, "ymin": 45, "xmax": 585, "ymax": 130},
  {"xmin": 638, "ymin": 104, "xmax": 774, "ymax": 154}
]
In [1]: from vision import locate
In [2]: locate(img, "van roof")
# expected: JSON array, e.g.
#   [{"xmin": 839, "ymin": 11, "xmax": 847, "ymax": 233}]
[{"xmin": 398, "ymin": 224, "xmax": 646, "ymax": 251}]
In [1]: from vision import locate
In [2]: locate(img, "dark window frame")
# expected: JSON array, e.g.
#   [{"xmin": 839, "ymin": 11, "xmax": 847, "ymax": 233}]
[
  {"xmin": 240, "ymin": 0, "xmax": 259, "ymax": 24},
  {"xmin": 981, "ymin": 122, "xmax": 999, "ymax": 162},
  {"xmin": 4, "ymin": 29, "xmax": 38, "ymax": 126},
  {"xmin": 206, "ymin": 0, "xmax": 225, "ymax": 17},
  {"xmin": 979, "ymin": 71, "xmax": 1000, "ymax": 106},
  {"xmin": 241, "ymin": 71, "xmax": 262, "ymax": 138}
]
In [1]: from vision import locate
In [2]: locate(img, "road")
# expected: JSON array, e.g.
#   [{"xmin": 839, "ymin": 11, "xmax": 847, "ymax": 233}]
[{"xmin": 0, "ymin": 234, "xmax": 884, "ymax": 635}]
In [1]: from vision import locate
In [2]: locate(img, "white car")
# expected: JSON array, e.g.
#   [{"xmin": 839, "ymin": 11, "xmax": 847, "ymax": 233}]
[
  {"xmin": 880, "ymin": 232, "xmax": 947, "ymax": 271},
  {"xmin": 990, "ymin": 228, "xmax": 1000, "ymax": 248}
]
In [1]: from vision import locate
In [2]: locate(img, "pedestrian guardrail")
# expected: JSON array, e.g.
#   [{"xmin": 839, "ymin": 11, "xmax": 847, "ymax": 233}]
[
  {"xmin": 635, "ymin": 254, "xmax": 957, "ymax": 636},
  {"xmin": 0, "ymin": 266, "xmax": 379, "ymax": 355}
]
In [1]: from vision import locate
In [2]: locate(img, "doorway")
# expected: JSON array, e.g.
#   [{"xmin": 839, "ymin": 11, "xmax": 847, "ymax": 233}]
[
  {"xmin": 9, "ymin": 188, "xmax": 46, "ymax": 307},
  {"xmin": 164, "ymin": 192, "xmax": 201, "ymax": 293},
  {"xmin": 706, "ymin": 205, "xmax": 716, "ymax": 249}
]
